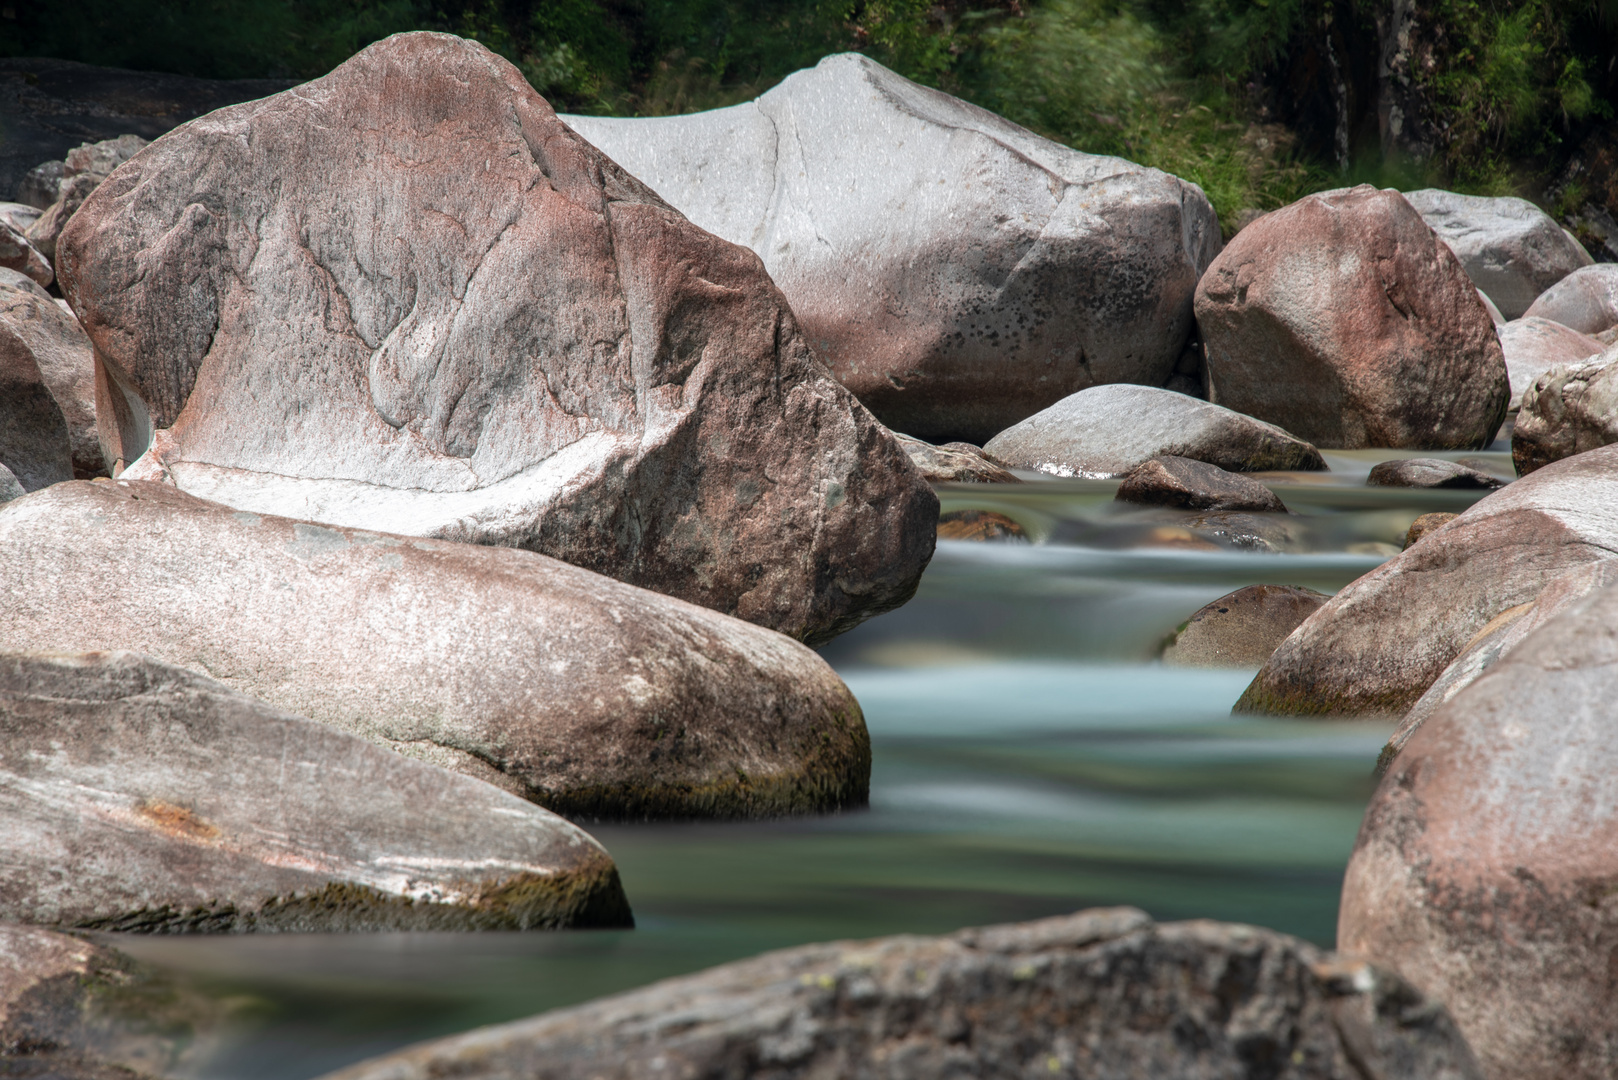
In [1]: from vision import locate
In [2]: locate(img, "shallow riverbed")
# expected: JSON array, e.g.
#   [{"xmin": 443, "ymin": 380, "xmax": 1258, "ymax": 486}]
[{"xmin": 106, "ymin": 448, "xmax": 1512, "ymax": 1080}]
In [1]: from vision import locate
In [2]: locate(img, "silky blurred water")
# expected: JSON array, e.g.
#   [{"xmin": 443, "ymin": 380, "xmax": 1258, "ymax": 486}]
[{"xmin": 106, "ymin": 448, "xmax": 1513, "ymax": 1080}]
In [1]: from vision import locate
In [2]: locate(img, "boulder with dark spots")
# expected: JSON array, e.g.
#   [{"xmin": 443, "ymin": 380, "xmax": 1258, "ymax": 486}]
[
  {"xmin": 57, "ymin": 33, "xmax": 935, "ymax": 647},
  {"xmin": 1116, "ymin": 455, "xmax": 1287, "ymax": 512},
  {"xmin": 1366, "ymin": 458, "xmax": 1505, "ymax": 489},
  {"xmin": 1497, "ymin": 316, "xmax": 1602, "ymax": 410},
  {"xmin": 1402, "ymin": 511, "xmax": 1457, "ymax": 548},
  {"xmin": 1196, "ymin": 186, "xmax": 1509, "ymax": 450},
  {"xmin": 0, "ymin": 275, "xmax": 104, "ymax": 479},
  {"xmin": 1237, "ymin": 445, "xmax": 1618, "ymax": 718},
  {"xmin": 936, "ymin": 509, "xmax": 1026, "ymax": 542},
  {"xmin": 1512, "ymin": 347, "xmax": 1618, "ymax": 475},
  {"xmin": 320, "ymin": 907, "xmax": 1481, "ymax": 1080},
  {"xmin": 1522, "ymin": 263, "xmax": 1618, "ymax": 334},
  {"xmin": 563, "ymin": 54, "xmax": 1222, "ymax": 445},
  {"xmin": 982, "ymin": 384, "xmax": 1325, "ymax": 478},
  {"xmin": 0, "ymin": 219, "xmax": 50, "ymax": 288},
  {"xmin": 0, "ymin": 650, "xmax": 630, "ymax": 932},
  {"xmin": 1403, "ymin": 189, "xmax": 1593, "ymax": 320},
  {"xmin": 893, "ymin": 433, "xmax": 1020, "ymax": 484},
  {"xmin": 1341, "ymin": 576, "xmax": 1618, "ymax": 1079},
  {"xmin": 0, "ymin": 921, "xmax": 229, "ymax": 1078},
  {"xmin": 1162, "ymin": 584, "xmax": 1330, "ymax": 668},
  {"xmin": 0, "ymin": 480, "xmax": 869, "ymax": 821}
]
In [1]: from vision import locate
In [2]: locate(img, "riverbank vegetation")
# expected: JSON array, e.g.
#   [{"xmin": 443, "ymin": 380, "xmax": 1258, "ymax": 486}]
[{"xmin": 8, "ymin": 0, "xmax": 1617, "ymax": 233}]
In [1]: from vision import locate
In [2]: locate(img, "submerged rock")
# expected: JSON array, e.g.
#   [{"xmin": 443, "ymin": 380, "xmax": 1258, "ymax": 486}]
[
  {"xmin": 57, "ymin": 33, "xmax": 935, "ymax": 646},
  {"xmin": 894, "ymin": 433, "xmax": 1021, "ymax": 484},
  {"xmin": 1404, "ymin": 189, "xmax": 1592, "ymax": 320},
  {"xmin": 0, "ymin": 481, "xmax": 870, "ymax": 821},
  {"xmin": 321, "ymin": 907, "xmax": 1480, "ymax": 1080},
  {"xmin": 982, "ymin": 384, "xmax": 1325, "ymax": 478},
  {"xmin": 936, "ymin": 509, "xmax": 1027, "ymax": 542},
  {"xmin": 1341, "ymin": 577, "xmax": 1618, "ymax": 1079},
  {"xmin": 0, "ymin": 275, "xmax": 103, "ymax": 479},
  {"xmin": 0, "ymin": 650, "xmax": 630, "ymax": 931},
  {"xmin": 1237, "ymin": 445, "xmax": 1618, "ymax": 718},
  {"xmin": 1512, "ymin": 346, "xmax": 1618, "ymax": 475},
  {"xmin": 1197, "ymin": 186, "xmax": 1509, "ymax": 449},
  {"xmin": 1116, "ymin": 455, "xmax": 1286, "ymax": 512},
  {"xmin": 1497, "ymin": 316, "xmax": 1602, "ymax": 410},
  {"xmin": 1522, "ymin": 263, "xmax": 1618, "ymax": 334},
  {"xmin": 564, "ymin": 54, "xmax": 1222, "ymax": 444},
  {"xmin": 1162, "ymin": 584, "xmax": 1329, "ymax": 668},
  {"xmin": 1366, "ymin": 458, "xmax": 1505, "ymax": 489}
]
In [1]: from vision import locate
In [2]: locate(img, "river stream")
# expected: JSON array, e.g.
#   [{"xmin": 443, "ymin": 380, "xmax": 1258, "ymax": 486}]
[{"xmin": 108, "ymin": 448, "xmax": 1513, "ymax": 1080}]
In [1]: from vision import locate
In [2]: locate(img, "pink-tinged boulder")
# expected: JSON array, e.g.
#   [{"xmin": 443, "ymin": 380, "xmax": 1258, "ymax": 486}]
[
  {"xmin": 0, "ymin": 480, "xmax": 869, "ymax": 820},
  {"xmin": 1340, "ymin": 577, "xmax": 1618, "ymax": 1079},
  {"xmin": 0, "ymin": 302, "xmax": 72, "ymax": 493},
  {"xmin": 0, "ymin": 650, "xmax": 631, "ymax": 931},
  {"xmin": 1497, "ymin": 316, "xmax": 1602, "ymax": 411},
  {"xmin": 22, "ymin": 134, "xmax": 146, "ymax": 262},
  {"xmin": 1196, "ymin": 186, "xmax": 1509, "ymax": 449},
  {"xmin": 1512, "ymin": 346, "xmax": 1618, "ymax": 475},
  {"xmin": 1236, "ymin": 444, "xmax": 1618, "ymax": 717},
  {"xmin": 563, "ymin": 54, "xmax": 1223, "ymax": 445},
  {"xmin": 1522, "ymin": 263, "xmax": 1618, "ymax": 334},
  {"xmin": 0, "ymin": 219, "xmax": 50, "ymax": 288},
  {"xmin": 56, "ymin": 33, "xmax": 935, "ymax": 646},
  {"xmin": 321, "ymin": 908, "xmax": 1480, "ymax": 1080},
  {"xmin": 0, "ymin": 273, "xmax": 104, "ymax": 479}
]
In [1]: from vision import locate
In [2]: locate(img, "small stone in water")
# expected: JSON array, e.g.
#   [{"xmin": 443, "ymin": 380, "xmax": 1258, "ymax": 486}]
[
  {"xmin": 1163, "ymin": 584, "xmax": 1329, "ymax": 668},
  {"xmin": 1116, "ymin": 455, "xmax": 1287, "ymax": 512},
  {"xmin": 1404, "ymin": 512, "xmax": 1460, "ymax": 548},
  {"xmin": 937, "ymin": 510, "xmax": 1026, "ymax": 542},
  {"xmin": 1367, "ymin": 458, "xmax": 1505, "ymax": 489}
]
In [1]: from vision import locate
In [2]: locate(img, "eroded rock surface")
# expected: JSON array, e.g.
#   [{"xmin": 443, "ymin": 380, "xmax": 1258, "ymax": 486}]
[
  {"xmin": 1366, "ymin": 458, "xmax": 1505, "ymax": 489},
  {"xmin": 1341, "ymin": 578, "xmax": 1618, "ymax": 1079},
  {"xmin": 564, "ymin": 54, "xmax": 1222, "ymax": 444},
  {"xmin": 25, "ymin": 135, "xmax": 148, "ymax": 262},
  {"xmin": 321, "ymin": 908, "xmax": 1480, "ymax": 1080},
  {"xmin": 1497, "ymin": 316, "xmax": 1602, "ymax": 410},
  {"xmin": 0, "ymin": 310, "xmax": 73, "ymax": 492},
  {"xmin": 982, "ymin": 384, "xmax": 1324, "ymax": 478},
  {"xmin": 0, "ymin": 274, "xmax": 103, "ymax": 479},
  {"xmin": 1522, "ymin": 263, "xmax": 1618, "ymax": 334},
  {"xmin": 1404, "ymin": 189, "xmax": 1592, "ymax": 319},
  {"xmin": 1162, "ymin": 584, "xmax": 1329, "ymax": 668},
  {"xmin": 1116, "ymin": 455, "xmax": 1286, "ymax": 512},
  {"xmin": 57, "ymin": 32, "xmax": 935, "ymax": 645},
  {"xmin": 0, "ymin": 219, "xmax": 50, "ymax": 288},
  {"xmin": 1197, "ymin": 186, "xmax": 1509, "ymax": 450},
  {"xmin": 0, "ymin": 650, "xmax": 630, "ymax": 931},
  {"xmin": 0, "ymin": 480, "xmax": 870, "ymax": 821},
  {"xmin": 1237, "ymin": 445, "xmax": 1618, "ymax": 717},
  {"xmin": 893, "ymin": 433, "xmax": 1020, "ymax": 484},
  {"xmin": 1512, "ymin": 346, "xmax": 1618, "ymax": 475}
]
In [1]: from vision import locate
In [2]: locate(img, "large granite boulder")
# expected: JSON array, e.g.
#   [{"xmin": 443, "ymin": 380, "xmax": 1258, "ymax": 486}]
[
  {"xmin": 0, "ymin": 650, "xmax": 630, "ymax": 931},
  {"xmin": 1497, "ymin": 315, "xmax": 1602, "ymax": 410},
  {"xmin": 24, "ymin": 135, "xmax": 147, "ymax": 262},
  {"xmin": 1523, "ymin": 262, "xmax": 1618, "ymax": 334},
  {"xmin": 56, "ymin": 33, "xmax": 935, "ymax": 646},
  {"xmin": 1512, "ymin": 347, "xmax": 1618, "ymax": 475},
  {"xmin": 0, "ymin": 305, "xmax": 73, "ymax": 492},
  {"xmin": 563, "ymin": 54, "xmax": 1223, "ymax": 445},
  {"xmin": 322, "ymin": 907, "xmax": 1480, "ymax": 1080},
  {"xmin": 0, "ymin": 272, "xmax": 104, "ymax": 479},
  {"xmin": 1162, "ymin": 584, "xmax": 1329, "ymax": 668},
  {"xmin": 0, "ymin": 480, "xmax": 870, "ymax": 820},
  {"xmin": 1237, "ymin": 444, "xmax": 1618, "ymax": 717},
  {"xmin": 982, "ymin": 384, "xmax": 1324, "ymax": 477},
  {"xmin": 1403, "ymin": 189, "xmax": 1593, "ymax": 319},
  {"xmin": 1340, "ymin": 578, "xmax": 1618, "ymax": 1079},
  {"xmin": 1196, "ymin": 186, "xmax": 1509, "ymax": 450}
]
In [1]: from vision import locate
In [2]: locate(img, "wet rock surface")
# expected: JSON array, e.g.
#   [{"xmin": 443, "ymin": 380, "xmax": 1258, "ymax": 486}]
[
  {"xmin": 1116, "ymin": 455, "xmax": 1287, "ymax": 512},
  {"xmin": 1162, "ymin": 584, "xmax": 1329, "ymax": 668},
  {"xmin": 1197, "ymin": 185, "xmax": 1509, "ymax": 450},
  {"xmin": 1366, "ymin": 458, "xmax": 1505, "ymax": 489},
  {"xmin": 564, "ymin": 54, "xmax": 1221, "ymax": 444},
  {"xmin": 982, "ymin": 384, "xmax": 1325, "ymax": 478},
  {"xmin": 58, "ymin": 33, "xmax": 935, "ymax": 646},
  {"xmin": 1522, "ymin": 263, "xmax": 1618, "ymax": 335},
  {"xmin": 1512, "ymin": 346, "xmax": 1618, "ymax": 475},
  {"xmin": 1340, "ymin": 577, "xmax": 1618, "ymax": 1079},
  {"xmin": 893, "ymin": 433, "xmax": 1020, "ymax": 484},
  {"xmin": 1403, "ymin": 189, "xmax": 1592, "ymax": 320},
  {"xmin": 936, "ymin": 509, "xmax": 1027, "ymax": 542},
  {"xmin": 321, "ymin": 907, "xmax": 1480, "ymax": 1080},
  {"xmin": 0, "ymin": 480, "xmax": 870, "ymax": 821},
  {"xmin": 1237, "ymin": 445, "xmax": 1618, "ymax": 717},
  {"xmin": 1402, "ymin": 511, "xmax": 1458, "ymax": 548},
  {"xmin": 0, "ymin": 273, "xmax": 103, "ymax": 480},
  {"xmin": 1497, "ymin": 316, "xmax": 1602, "ymax": 410},
  {"xmin": 0, "ymin": 650, "xmax": 630, "ymax": 932}
]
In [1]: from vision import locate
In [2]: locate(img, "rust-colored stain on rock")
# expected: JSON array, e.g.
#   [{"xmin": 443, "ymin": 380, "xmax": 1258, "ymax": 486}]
[{"xmin": 135, "ymin": 800, "xmax": 220, "ymax": 842}]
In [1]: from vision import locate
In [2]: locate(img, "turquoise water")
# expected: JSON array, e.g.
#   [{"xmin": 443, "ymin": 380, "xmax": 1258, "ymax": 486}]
[{"xmin": 106, "ymin": 453, "xmax": 1508, "ymax": 1080}]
